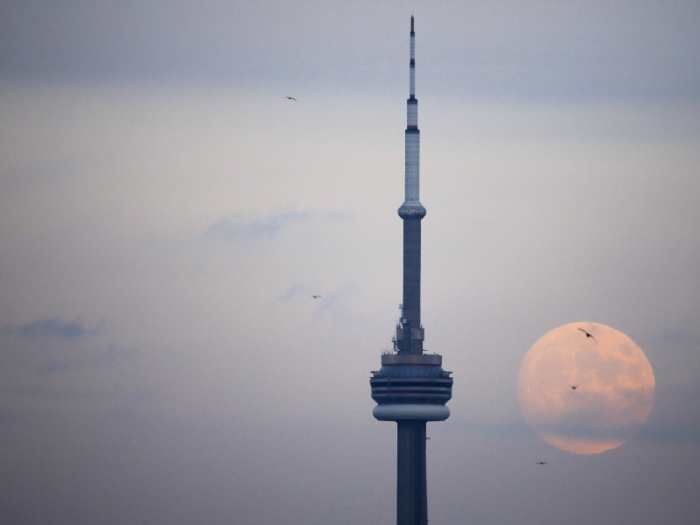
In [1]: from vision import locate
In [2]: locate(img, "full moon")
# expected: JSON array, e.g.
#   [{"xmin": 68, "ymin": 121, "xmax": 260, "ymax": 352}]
[{"xmin": 517, "ymin": 322, "xmax": 655, "ymax": 454}]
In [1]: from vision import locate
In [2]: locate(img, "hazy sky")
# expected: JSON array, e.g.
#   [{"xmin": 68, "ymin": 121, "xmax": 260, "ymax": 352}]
[{"xmin": 1, "ymin": 1, "xmax": 700, "ymax": 524}]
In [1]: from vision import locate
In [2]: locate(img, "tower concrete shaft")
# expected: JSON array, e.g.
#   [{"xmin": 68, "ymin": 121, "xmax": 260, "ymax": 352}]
[{"xmin": 397, "ymin": 420, "xmax": 428, "ymax": 525}]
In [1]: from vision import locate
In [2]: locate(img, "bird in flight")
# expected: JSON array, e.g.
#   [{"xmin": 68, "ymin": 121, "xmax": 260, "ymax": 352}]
[
  {"xmin": 536, "ymin": 461, "xmax": 547, "ymax": 465},
  {"xmin": 571, "ymin": 385, "xmax": 578, "ymax": 390},
  {"xmin": 286, "ymin": 96, "xmax": 297, "ymax": 101},
  {"xmin": 312, "ymin": 295, "xmax": 321, "ymax": 299},
  {"xmin": 578, "ymin": 327, "xmax": 598, "ymax": 342}
]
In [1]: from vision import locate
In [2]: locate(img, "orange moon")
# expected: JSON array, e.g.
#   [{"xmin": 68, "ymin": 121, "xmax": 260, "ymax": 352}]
[{"xmin": 517, "ymin": 322, "xmax": 655, "ymax": 454}]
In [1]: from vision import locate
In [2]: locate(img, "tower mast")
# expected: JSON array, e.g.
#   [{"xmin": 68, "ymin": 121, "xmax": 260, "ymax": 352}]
[
  {"xmin": 370, "ymin": 16, "xmax": 453, "ymax": 525},
  {"xmin": 397, "ymin": 14, "xmax": 426, "ymax": 354}
]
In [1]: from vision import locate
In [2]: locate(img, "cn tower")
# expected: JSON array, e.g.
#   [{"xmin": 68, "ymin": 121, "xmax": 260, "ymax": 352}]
[{"xmin": 370, "ymin": 16, "xmax": 453, "ymax": 525}]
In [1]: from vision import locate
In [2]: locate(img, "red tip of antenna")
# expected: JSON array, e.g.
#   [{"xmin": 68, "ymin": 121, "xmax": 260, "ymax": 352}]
[{"xmin": 411, "ymin": 16, "xmax": 414, "ymax": 32}]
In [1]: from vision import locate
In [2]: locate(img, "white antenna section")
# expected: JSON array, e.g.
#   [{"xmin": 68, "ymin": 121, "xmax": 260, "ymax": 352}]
[{"xmin": 398, "ymin": 15, "xmax": 426, "ymax": 220}]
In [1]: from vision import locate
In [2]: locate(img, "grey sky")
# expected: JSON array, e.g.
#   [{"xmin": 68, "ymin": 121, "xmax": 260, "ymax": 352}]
[{"xmin": 1, "ymin": 1, "xmax": 700, "ymax": 524}]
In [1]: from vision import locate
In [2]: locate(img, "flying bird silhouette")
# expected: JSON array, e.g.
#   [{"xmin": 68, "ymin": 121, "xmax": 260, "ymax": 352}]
[
  {"xmin": 286, "ymin": 96, "xmax": 297, "ymax": 101},
  {"xmin": 536, "ymin": 461, "xmax": 547, "ymax": 465},
  {"xmin": 578, "ymin": 327, "xmax": 598, "ymax": 343},
  {"xmin": 571, "ymin": 385, "xmax": 578, "ymax": 390},
  {"xmin": 312, "ymin": 295, "xmax": 321, "ymax": 299}
]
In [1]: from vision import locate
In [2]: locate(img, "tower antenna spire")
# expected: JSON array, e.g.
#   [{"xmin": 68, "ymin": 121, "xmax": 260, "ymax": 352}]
[
  {"xmin": 398, "ymin": 13, "xmax": 425, "ymax": 351},
  {"xmin": 370, "ymin": 16, "xmax": 453, "ymax": 525}
]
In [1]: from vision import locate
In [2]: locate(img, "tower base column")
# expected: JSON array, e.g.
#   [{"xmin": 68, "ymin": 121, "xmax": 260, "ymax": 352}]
[{"xmin": 397, "ymin": 420, "xmax": 428, "ymax": 525}]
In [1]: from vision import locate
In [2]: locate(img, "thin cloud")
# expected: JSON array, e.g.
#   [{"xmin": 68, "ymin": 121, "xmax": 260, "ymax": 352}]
[
  {"xmin": 208, "ymin": 211, "xmax": 313, "ymax": 240},
  {"xmin": 638, "ymin": 422, "xmax": 700, "ymax": 445},
  {"xmin": 34, "ymin": 344, "xmax": 139, "ymax": 375},
  {"xmin": 660, "ymin": 326, "xmax": 700, "ymax": 347},
  {"xmin": 207, "ymin": 210, "xmax": 353, "ymax": 241},
  {"xmin": 447, "ymin": 420, "xmax": 532, "ymax": 439},
  {"xmin": 3, "ymin": 2, "xmax": 699, "ymax": 102},
  {"xmin": 13, "ymin": 385, "xmax": 154, "ymax": 402},
  {"xmin": 636, "ymin": 386, "xmax": 700, "ymax": 444},
  {"xmin": 275, "ymin": 284, "xmax": 308, "ymax": 303},
  {"xmin": 2, "ymin": 317, "xmax": 98, "ymax": 340},
  {"xmin": 315, "ymin": 284, "xmax": 359, "ymax": 313}
]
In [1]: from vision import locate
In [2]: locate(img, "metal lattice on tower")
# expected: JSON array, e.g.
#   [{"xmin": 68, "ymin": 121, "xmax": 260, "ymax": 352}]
[{"xmin": 369, "ymin": 16, "xmax": 453, "ymax": 525}]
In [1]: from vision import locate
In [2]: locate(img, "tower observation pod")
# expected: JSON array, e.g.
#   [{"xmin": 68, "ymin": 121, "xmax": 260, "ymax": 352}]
[{"xmin": 369, "ymin": 16, "xmax": 453, "ymax": 525}]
